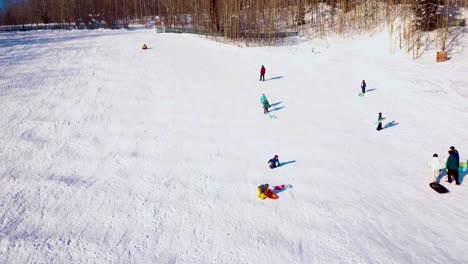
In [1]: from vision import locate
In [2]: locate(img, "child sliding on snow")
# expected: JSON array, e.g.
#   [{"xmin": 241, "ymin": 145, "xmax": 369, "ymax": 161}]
[
  {"xmin": 257, "ymin": 184, "xmax": 269, "ymax": 199},
  {"xmin": 261, "ymin": 93, "xmax": 270, "ymax": 114},
  {"xmin": 268, "ymin": 155, "xmax": 280, "ymax": 169}
]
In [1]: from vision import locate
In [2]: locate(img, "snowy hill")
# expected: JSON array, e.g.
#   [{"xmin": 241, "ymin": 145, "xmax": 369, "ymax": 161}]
[{"xmin": 0, "ymin": 29, "xmax": 467, "ymax": 263}]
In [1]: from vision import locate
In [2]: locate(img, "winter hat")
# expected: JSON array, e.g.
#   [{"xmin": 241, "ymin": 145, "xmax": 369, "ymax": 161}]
[
  {"xmin": 433, "ymin": 154, "xmax": 438, "ymax": 157},
  {"xmin": 274, "ymin": 155, "xmax": 278, "ymax": 158},
  {"xmin": 450, "ymin": 146, "xmax": 455, "ymax": 150}
]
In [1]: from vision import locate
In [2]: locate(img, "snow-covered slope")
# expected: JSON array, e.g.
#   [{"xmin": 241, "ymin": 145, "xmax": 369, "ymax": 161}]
[{"xmin": 0, "ymin": 29, "xmax": 467, "ymax": 264}]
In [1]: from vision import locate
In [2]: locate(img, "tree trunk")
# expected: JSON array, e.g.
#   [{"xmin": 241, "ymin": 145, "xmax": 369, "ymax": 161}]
[{"xmin": 210, "ymin": 0, "xmax": 220, "ymax": 33}]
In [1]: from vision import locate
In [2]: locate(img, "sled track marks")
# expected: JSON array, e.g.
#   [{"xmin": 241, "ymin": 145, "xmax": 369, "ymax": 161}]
[{"xmin": 0, "ymin": 191, "xmax": 27, "ymax": 241}]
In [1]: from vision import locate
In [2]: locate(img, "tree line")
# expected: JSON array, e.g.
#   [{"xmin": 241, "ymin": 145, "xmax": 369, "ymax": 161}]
[
  {"xmin": 1, "ymin": 0, "xmax": 160, "ymax": 25},
  {"xmin": 1, "ymin": 0, "xmax": 467, "ymax": 51}
]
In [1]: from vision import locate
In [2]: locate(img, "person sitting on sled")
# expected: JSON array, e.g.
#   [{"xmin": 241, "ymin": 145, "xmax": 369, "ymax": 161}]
[
  {"xmin": 142, "ymin": 44, "xmax": 148, "ymax": 50},
  {"xmin": 257, "ymin": 184, "xmax": 269, "ymax": 199},
  {"xmin": 268, "ymin": 155, "xmax": 280, "ymax": 169}
]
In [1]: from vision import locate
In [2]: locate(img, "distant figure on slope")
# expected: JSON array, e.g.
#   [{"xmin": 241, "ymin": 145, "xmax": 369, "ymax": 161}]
[
  {"xmin": 361, "ymin": 80, "xmax": 366, "ymax": 94},
  {"xmin": 142, "ymin": 44, "xmax": 148, "ymax": 50},
  {"xmin": 450, "ymin": 146, "xmax": 460, "ymax": 168},
  {"xmin": 260, "ymin": 65, "xmax": 266, "ymax": 81},
  {"xmin": 268, "ymin": 155, "xmax": 280, "ymax": 169},
  {"xmin": 429, "ymin": 154, "xmax": 443, "ymax": 183},
  {"xmin": 446, "ymin": 150, "xmax": 460, "ymax": 185},
  {"xmin": 261, "ymin": 93, "xmax": 270, "ymax": 114},
  {"xmin": 376, "ymin": 112, "xmax": 384, "ymax": 131}
]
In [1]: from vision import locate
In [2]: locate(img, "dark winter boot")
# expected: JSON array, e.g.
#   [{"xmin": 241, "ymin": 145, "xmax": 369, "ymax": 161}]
[{"xmin": 377, "ymin": 123, "xmax": 382, "ymax": 131}]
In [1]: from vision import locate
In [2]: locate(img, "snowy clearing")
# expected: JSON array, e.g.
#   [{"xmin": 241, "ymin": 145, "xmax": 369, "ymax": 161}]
[{"xmin": 0, "ymin": 29, "xmax": 467, "ymax": 263}]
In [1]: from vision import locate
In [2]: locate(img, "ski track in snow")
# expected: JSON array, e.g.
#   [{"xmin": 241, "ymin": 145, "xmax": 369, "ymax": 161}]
[{"xmin": 0, "ymin": 29, "xmax": 467, "ymax": 263}]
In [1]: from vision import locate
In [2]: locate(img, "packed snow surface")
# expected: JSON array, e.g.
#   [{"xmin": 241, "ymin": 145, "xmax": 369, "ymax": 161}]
[{"xmin": 0, "ymin": 29, "xmax": 467, "ymax": 263}]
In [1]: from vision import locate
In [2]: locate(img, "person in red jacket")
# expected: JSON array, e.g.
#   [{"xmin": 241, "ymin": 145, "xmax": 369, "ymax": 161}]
[{"xmin": 260, "ymin": 65, "xmax": 266, "ymax": 81}]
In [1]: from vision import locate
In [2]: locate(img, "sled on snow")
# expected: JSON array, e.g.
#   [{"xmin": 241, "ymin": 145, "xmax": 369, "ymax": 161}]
[
  {"xmin": 257, "ymin": 184, "xmax": 292, "ymax": 200},
  {"xmin": 429, "ymin": 182, "xmax": 449, "ymax": 194}
]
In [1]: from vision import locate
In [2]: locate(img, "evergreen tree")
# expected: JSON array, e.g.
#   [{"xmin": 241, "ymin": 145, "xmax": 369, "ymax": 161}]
[{"xmin": 412, "ymin": 0, "xmax": 446, "ymax": 31}]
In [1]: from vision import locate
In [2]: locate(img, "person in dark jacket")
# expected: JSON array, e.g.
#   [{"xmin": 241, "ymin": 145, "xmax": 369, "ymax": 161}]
[
  {"xmin": 260, "ymin": 65, "xmax": 266, "ymax": 81},
  {"xmin": 361, "ymin": 80, "xmax": 366, "ymax": 94},
  {"xmin": 268, "ymin": 155, "xmax": 280, "ymax": 169},
  {"xmin": 376, "ymin": 112, "xmax": 383, "ymax": 131},
  {"xmin": 446, "ymin": 150, "xmax": 460, "ymax": 185},
  {"xmin": 263, "ymin": 98, "xmax": 270, "ymax": 114},
  {"xmin": 450, "ymin": 146, "xmax": 460, "ymax": 168}
]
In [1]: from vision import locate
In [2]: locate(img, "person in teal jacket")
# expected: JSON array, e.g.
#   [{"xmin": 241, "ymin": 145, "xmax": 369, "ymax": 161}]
[
  {"xmin": 261, "ymin": 93, "xmax": 267, "ymax": 104},
  {"xmin": 450, "ymin": 146, "xmax": 460, "ymax": 167},
  {"xmin": 446, "ymin": 150, "xmax": 460, "ymax": 185}
]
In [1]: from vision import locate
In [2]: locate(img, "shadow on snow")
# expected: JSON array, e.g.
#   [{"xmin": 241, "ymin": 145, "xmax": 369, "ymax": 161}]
[{"xmin": 267, "ymin": 76, "xmax": 284, "ymax": 81}]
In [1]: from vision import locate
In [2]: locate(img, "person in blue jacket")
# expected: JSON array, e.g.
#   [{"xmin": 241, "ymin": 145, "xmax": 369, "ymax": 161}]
[{"xmin": 268, "ymin": 155, "xmax": 280, "ymax": 169}]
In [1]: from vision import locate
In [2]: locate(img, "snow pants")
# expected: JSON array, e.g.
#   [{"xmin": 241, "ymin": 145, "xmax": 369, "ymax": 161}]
[
  {"xmin": 260, "ymin": 74, "xmax": 265, "ymax": 81},
  {"xmin": 432, "ymin": 169, "xmax": 440, "ymax": 182},
  {"xmin": 264, "ymin": 106, "xmax": 269, "ymax": 114},
  {"xmin": 376, "ymin": 122, "xmax": 382, "ymax": 131},
  {"xmin": 447, "ymin": 169, "xmax": 460, "ymax": 184}
]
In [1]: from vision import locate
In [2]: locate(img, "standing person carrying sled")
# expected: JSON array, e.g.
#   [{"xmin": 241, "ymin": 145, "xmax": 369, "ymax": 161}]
[
  {"xmin": 361, "ymin": 80, "xmax": 366, "ymax": 94},
  {"xmin": 260, "ymin": 65, "xmax": 266, "ymax": 81},
  {"xmin": 261, "ymin": 93, "xmax": 270, "ymax": 114},
  {"xmin": 268, "ymin": 155, "xmax": 280, "ymax": 169},
  {"xmin": 376, "ymin": 112, "xmax": 384, "ymax": 131},
  {"xmin": 446, "ymin": 150, "xmax": 460, "ymax": 185},
  {"xmin": 429, "ymin": 154, "xmax": 443, "ymax": 183}
]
